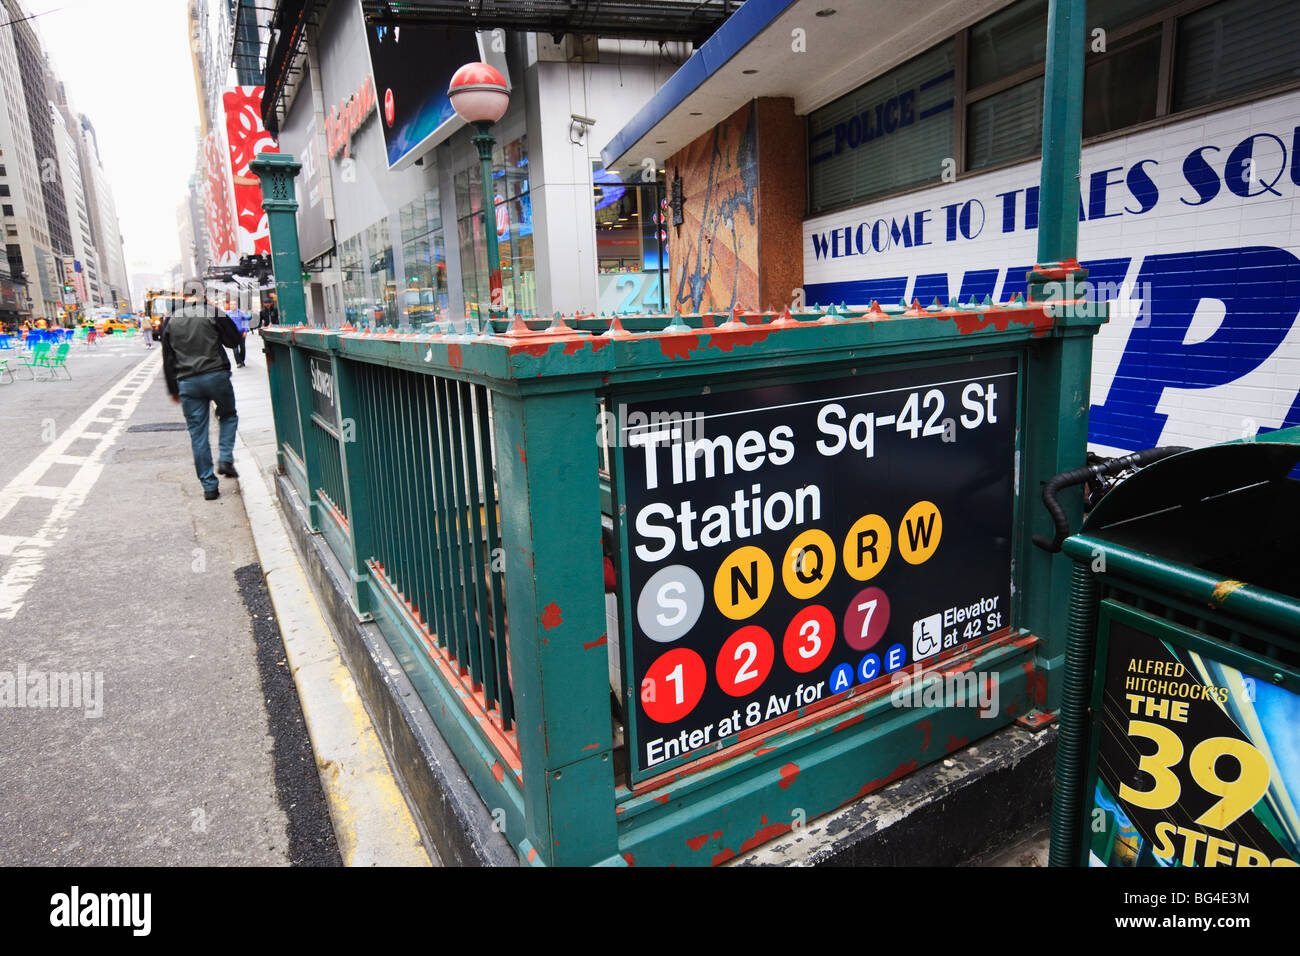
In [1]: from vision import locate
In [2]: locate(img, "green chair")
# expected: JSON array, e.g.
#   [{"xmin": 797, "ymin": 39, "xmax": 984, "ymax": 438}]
[
  {"xmin": 39, "ymin": 343, "xmax": 71, "ymax": 380},
  {"xmin": 15, "ymin": 341, "xmax": 47, "ymax": 378},
  {"xmin": 0, "ymin": 358, "xmax": 12, "ymax": 384}
]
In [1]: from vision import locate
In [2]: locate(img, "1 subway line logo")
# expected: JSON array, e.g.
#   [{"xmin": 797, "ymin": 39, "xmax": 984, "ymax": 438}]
[{"xmin": 618, "ymin": 358, "xmax": 1017, "ymax": 777}]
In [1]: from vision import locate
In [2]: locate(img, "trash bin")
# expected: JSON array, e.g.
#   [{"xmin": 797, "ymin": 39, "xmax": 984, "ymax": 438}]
[{"xmin": 1049, "ymin": 428, "xmax": 1300, "ymax": 866}]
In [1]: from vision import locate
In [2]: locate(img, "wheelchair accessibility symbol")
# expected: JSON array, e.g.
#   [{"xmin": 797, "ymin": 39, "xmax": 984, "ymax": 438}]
[{"xmin": 912, "ymin": 613, "xmax": 942, "ymax": 660}]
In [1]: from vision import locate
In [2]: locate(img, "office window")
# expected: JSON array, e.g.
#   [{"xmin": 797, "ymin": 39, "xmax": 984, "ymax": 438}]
[
  {"xmin": 968, "ymin": 76, "xmax": 1047, "ymax": 172},
  {"xmin": 1173, "ymin": 0, "xmax": 1300, "ymax": 111},
  {"xmin": 2, "ymin": 205, "xmax": 12, "ymax": 217},
  {"xmin": 0, "ymin": 185, "xmax": 9, "ymax": 197},
  {"xmin": 808, "ymin": 39, "xmax": 956, "ymax": 212},
  {"xmin": 1083, "ymin": 25, "xmax": 1162, "ymax": 138},
  {"xmin": 967, "ymin": 0, "xmax": 1047, "ymax": 89}
]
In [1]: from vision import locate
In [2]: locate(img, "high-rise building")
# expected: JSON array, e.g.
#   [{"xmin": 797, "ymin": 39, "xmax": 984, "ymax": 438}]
[{"xmin": 0, "ymin": 0, "xmax": 134, "ymax": 321}]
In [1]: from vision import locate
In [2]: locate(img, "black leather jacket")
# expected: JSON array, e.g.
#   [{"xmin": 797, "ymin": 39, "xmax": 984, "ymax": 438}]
[{"xmin": 160, "ymin": 302, "xmax": 242, "ymax": 396}]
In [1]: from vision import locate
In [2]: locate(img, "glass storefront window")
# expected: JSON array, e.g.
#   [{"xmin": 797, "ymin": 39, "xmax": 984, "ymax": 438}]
[
  {"xmin": 338, "ymin": 233, "xmax": 366, "ymax": 327},
  {"xmin": 457, "ymin": 135, "xmax": 536, "ymax": 319},
  {"xmin": 400, "ymin": 188, "xmax": 449, "ymax": 331},
  {"xmin": 365, "ymin": 218, "xmax": 398, "ymax": 328},
  {"xmin": 593, "ymin": 164, "xmax": 668, "ymax": 314}
]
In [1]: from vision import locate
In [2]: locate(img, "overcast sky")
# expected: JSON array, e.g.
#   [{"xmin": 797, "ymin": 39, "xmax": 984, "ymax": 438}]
[{"xmin": 24, "ymin": 0, "xmax": 202, "ymax": 277}]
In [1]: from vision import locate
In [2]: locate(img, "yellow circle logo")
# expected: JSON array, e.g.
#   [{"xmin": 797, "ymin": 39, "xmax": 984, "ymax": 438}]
[
  {"xmin": 842, "ymin": 514, "xmax": 891, "ymax": 580},
  {"xmin": 713, "ymin": 545, "xmax": 774, "ymax": 620},
  {"xmin": 782, "ymin": 529, "xmax": 835, "ymax": 600},
  {"xmin": 898, "ymin": 500, "xmax": 942, "ymax": 565}
]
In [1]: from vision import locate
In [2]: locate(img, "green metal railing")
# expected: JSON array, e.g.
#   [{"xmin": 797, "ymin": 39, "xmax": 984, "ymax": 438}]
[{"xmin": 261, "ymin": 293, "xmax": 1105, "ymax": 866}]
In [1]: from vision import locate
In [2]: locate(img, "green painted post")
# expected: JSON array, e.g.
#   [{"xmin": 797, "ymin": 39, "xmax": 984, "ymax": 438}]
[
  {"xmin": 1032, "ymin": 0, "xmax": 1088, "ymax": 286},
  {"xmin": 250, "ymin": 151, "xmax": 308, "ymax": 327},
  {"xmin": 290, "ymin": 344, "xmax": 326, "ymax": 531},
  {"xmin": 331, "ymin": 352, "xmax": 374, "ymax": 619},
  {"xmin": 1022, "ymin": 0, "xmax": 1098, "ymax": 710},
  {"xmin": 490, "ymin": 388, "xmax": 618, "ymax": 866}
]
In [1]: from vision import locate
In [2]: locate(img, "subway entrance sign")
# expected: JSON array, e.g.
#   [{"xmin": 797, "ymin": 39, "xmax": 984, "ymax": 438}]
[{"xmin": 614, "ymin": 356, "xmax": 1020, "ymax": 781}]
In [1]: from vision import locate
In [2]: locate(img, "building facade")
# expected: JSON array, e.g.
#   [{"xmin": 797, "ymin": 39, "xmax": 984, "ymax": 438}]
[
  {"xmin": 603, "ymin": 0, "xmax": 1300, "ymax": 455},
  {"xmin": 265, "ymin": 0, "xmax": 690, "ymax": 328},
  {"xmin": 0, "ymin": 0, "xmax": 134, "ymax": 323}
]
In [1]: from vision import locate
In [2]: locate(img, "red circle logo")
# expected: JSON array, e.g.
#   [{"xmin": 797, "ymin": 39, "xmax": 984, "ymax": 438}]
[
  {"xmin": 641, "ymin": 648, "xmax": 706, "ymax": 724},
  {"xmin": 715, "ymin": 625, "xmax": 774, "ymax": 697},
  {"xmin": 384, "ymin": 88, "xmax": 395, "ymax": 126},
  {"xmin": 782, "ymin": 605, "xmax": 835, "ymax": 673},
  {"xmin": 843, "ymin": 586, "xmax": 891, "ymax": 651}
]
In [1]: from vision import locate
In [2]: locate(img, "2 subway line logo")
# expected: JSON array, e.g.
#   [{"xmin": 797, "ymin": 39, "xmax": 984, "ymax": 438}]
[{"xmin": 618, "ymin": 358, "xmax": 1017, "ymax": 776}]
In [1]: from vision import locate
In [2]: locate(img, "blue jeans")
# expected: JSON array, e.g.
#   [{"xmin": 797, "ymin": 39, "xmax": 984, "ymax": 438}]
[{"xmin": 178, "ymin": 369, "xmax": 238, "ymax": 492}]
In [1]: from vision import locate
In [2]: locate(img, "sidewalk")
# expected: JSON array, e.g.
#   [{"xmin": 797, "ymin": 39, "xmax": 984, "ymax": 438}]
[{"xmin": 229, "ymin": 334, "xmax": 433, "ymax": 866}]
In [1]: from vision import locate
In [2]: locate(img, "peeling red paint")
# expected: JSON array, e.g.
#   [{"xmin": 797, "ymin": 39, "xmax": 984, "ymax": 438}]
[
  {"xmin": 491, "ymin": 762, "xmax": 505, "ymax": 782},
  {"xmin": 447, "ymin": 343, "xmax": 463, "ymax": 369},
  {"xmin": 622, "ymin": 852, "xmax": 635, "ymax": 866},
  {"xmin": 516, "ymin": 444, "xmax": 527, "ymax": 465},
  {"xmin": 582, "ymin": 634, "xmax": 607, "ymax": 649},
  {"xmin": 582, "ymin": 743, "xmax": 598, "ymax": 751},
  {"xmin": 527, "ymin": 847, "xmax": 537, "ymax": 862},
  {"xmin": 850, "ymin": 759, "xmax": 919, "ymax": 803},
  {"xmin": 740, "ymin": 822, "xmax": 792, "ymax": 854},
  {"xmin": 588, "ymin": 336, "xmax": 611, "ymax": 353},
  {"xmin": 945, "ymin": 659, "xmax": 976, "ymax": 674},
  {"xmin": 712, "ymin": 830, "xmax": 722, "ymax": 841},
  {"xmin": 833, "ymin": 712, "xmax": 867, "ymax": 733},
  {"xmin": 918, "ymin": 718, "xmax": 932, "ymax": 752},
  {"xmin": 940, "ymin": 306, "xmax": 1055, "ymax": 338},
  {"xmin": 754, "ymin": 746, "xmax": 777, "ymax": 756},
  {"xmin": 1006, "ymin": 701, "xmax": 1018, "ymax": 716},
  {"xmin": 654, "ymin": 794, "xmax": 670, "ymax": 805},
  {"xmin": 513, "ymin": 342, "xmax": 551, "ymax": 358},
  {"xmin": 778, "ymin": 762, "xmax": 800, "ymax": 790},
  {"xmin": 659, "ymin": 333, "xmax": 699, "ymax": 360},
  {"xmin": 541, "ymin": 603, "xmax": 563, "ymax": 629},
  {"xmin": 710, "ymin": 327, "xmax": 771, "ymax": 352},
  {"xmin": 687, "ymin": 834, "xmax": 709, "ymax": 851},
  {"xmin": 947, "ymin": 735, "xmax": 968, "ymax": 753},
  {"xmin": 711, "ymin": 848, "xmax": 736, "ymax": 866},
  {"xmin": 1023, "ymin": 662, "xmax": 1048, "ymax": 705}
]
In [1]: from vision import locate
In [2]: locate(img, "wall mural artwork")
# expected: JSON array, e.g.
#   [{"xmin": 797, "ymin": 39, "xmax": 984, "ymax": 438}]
[
  {"xmin": 223, "ymin": 86, "xmax": 278, "ymax": 255},
  {"xmin": 673, "ymin": 103, "xmax": 759, "ymax": 313}
]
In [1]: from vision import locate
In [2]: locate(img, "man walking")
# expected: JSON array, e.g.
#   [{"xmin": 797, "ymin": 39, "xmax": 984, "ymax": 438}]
[{"xmin": 161, "ymin": 294, "xmax": 243, "ymax": 500}]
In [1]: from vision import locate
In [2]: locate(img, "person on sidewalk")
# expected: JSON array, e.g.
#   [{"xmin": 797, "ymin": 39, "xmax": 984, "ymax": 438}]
[
  {"xmin": 140, "ymin": 315, "xmax": 153, "ymax": 349},
  {"xmin": 226, "ymin": 300, "xmax": 250, "ymax": 367},
  {"xmin": 161, "ymin": 296, "xmax": 243, "ymax": 500}
]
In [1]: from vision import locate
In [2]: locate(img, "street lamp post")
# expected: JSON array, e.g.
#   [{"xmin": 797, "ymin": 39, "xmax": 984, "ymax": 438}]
[{"xmin": 448, "ymin": 62, "xmax": 510, "ymax": 321}]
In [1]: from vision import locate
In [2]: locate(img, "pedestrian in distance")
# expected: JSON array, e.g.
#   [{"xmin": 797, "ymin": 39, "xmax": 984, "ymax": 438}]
[
  {"xmin": 225, "ymin": 299, "xmax": 249, "ymax": 367},
  {"xmin": 140, "ymin": 315, "xmax": 153, "ymax": 349},
  {"xmin": 161, "ymin": 294, "xmax": 243, "ymax": 500}
]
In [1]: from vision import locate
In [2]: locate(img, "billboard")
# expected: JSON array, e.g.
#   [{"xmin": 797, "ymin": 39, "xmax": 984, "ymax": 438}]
[
  {"xmin": 278, "ymin": 67, "xmax": 332, "ymax": 262},
  {"xmin": 614, "ymin": 357, "xmax": 1017, "ymax": 780},
  {"xmin": 803, "ymin": 89, "xmax": 1300, "ymax": 458},
  {"xmin": 222, "ymin": 86, "xmax": 279, "ymax": 256},
  {"xmin": 204, "ymin": 128, "xmax": 239, "ymax": 267},
  {"xmin": 1084, "ymin": 604, "xmax": 1300, "ymax": 867},
  {"xmin": 364, "ymin": 19, "xmax": 483, "ymax": 169}
]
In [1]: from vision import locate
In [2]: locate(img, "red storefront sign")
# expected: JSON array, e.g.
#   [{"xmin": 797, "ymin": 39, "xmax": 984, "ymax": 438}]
[{"xmin": 325, "ymin": 75, "xmax": 377, "ymax": 161}]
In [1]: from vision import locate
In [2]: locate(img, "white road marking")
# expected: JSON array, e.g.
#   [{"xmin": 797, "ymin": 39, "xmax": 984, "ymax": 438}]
[{"xmin": 0, "ymin": 352, "xmax": 162, "ymax": 621}]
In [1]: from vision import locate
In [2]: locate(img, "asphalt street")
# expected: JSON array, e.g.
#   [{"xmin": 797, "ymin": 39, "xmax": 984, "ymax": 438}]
[{"xmin": 0, "ymin": 332, "xmax": 339, "ymax": 865}]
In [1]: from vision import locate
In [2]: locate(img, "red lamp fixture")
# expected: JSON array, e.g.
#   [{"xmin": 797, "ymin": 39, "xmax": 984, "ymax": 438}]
[{"xmin": 448, "ymin": 62, "xmax": 511, "ymax": 125}]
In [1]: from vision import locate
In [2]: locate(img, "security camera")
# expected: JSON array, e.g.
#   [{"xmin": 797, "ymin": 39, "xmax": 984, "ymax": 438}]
[{"xmin": 570, "ymin": 114, "xmax": 596, "ymax": 127}]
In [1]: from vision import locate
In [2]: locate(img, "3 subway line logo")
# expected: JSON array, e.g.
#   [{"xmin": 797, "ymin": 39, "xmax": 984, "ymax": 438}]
[{"xmin": 616, "ymin": 357, "xmax": 1018, "ymax": 777}]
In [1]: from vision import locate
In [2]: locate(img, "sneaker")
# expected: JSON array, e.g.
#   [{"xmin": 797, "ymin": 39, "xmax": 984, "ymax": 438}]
[
  {"xmin": 204, "ymin": 488, "xmax": 220, "ymax": 500},
  {"xmin": 217, "ymin": 461, "xmax": 239, "ymax": 478}
]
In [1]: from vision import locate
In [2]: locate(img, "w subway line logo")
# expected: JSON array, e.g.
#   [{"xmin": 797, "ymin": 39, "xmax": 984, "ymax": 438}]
[{"xmin": 805, "ymin": 245, "xmax": 1300, "ymax": 450}]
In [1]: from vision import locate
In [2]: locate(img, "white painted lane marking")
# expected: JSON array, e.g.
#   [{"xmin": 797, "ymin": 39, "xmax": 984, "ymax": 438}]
[{"xmin": 0, "ymin": 352, "xmax": 163, "ymax": 621}]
